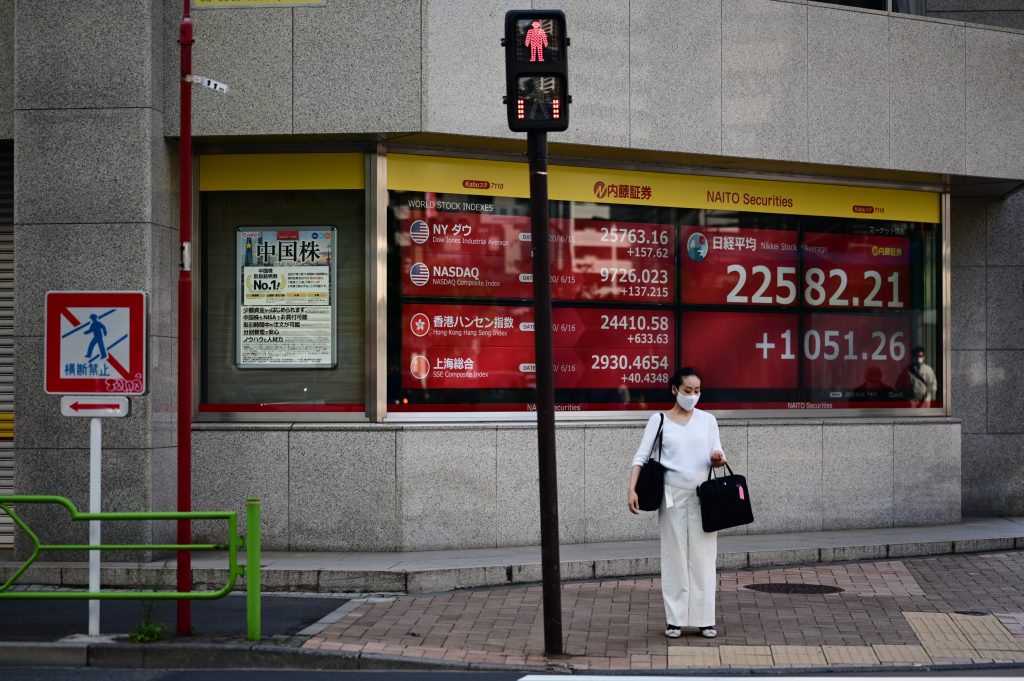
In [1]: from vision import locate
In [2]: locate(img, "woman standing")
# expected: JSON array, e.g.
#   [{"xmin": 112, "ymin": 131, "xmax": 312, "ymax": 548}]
[{"xmin": 627, "ymin": 367, "xmax": 726, "ymax": 639}]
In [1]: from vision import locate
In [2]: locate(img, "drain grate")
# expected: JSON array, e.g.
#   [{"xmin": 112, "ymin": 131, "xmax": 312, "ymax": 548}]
[
  {"xmin": 954, "ymin": 610, "xmax": 989, "ymax": 616},
  {"xmin": 744, "ymin": 583, "xmax": 844, "ymax": 595}
]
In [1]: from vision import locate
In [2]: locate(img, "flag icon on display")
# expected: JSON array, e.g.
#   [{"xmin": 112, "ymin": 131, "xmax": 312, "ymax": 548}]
[
  {"xmin": 410, "ymin": 262, "xmax": 431, "ymax": 287},
  {"xmin": 410, "ymin": 354, "xmax": 430, "ymax": 380},
  {"xmin": 410, "ymin": 313, "xmax": 431, "ymax": 337},
  {"xmin": 410, "ymin": 220, "xmax": 430, "ymax": 244}
]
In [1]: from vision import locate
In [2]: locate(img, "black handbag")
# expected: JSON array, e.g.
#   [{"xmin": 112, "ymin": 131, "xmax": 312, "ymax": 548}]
[
  {"xmin": 696, "ymin": 462, "xmax": 753, "ymax": 532},
  {"xmin": 635, "ymin": 414, "xmax": 666, "ymax": 512}
]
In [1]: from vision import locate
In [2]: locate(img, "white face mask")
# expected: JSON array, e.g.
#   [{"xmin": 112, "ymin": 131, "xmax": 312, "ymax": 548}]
[{"xmin": 676, "ymin": 392, "xmax": 700, "ymax": 411}]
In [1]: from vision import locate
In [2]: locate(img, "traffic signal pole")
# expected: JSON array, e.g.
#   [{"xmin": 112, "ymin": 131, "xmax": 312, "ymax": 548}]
[
  {"xmin": 504, "ymin": 10, "xmax": 569, "ymax": 657},
  {"xmin": 527, "ymin": 130, "xmax": 563, "ymax": 656}
]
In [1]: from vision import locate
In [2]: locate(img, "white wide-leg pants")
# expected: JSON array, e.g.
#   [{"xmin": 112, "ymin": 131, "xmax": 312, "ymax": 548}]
[{"xmin": 659, "ymin": 484, "xmax": 717, "ymax": 628}]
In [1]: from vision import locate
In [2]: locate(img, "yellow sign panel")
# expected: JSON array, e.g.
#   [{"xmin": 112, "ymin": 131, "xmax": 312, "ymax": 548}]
[
  {"xmin": 200, "ymin": 153, "xmax": 363, "ymax": 191},
  {"xmin": 388, "ymin": 155, "xmax": 530, "ymax": 198},
  {"xmin": 194, "ymin": 0, "xmax": 326, "ymax": 8},
  {"xmin": 388, "ymin": 154, "xmax": 940, "ymax": 223}
]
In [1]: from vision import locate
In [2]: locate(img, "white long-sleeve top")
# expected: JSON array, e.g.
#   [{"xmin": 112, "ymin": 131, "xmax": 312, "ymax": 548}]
[{"xmin": 631, "ymin": 410, "xmax": 724, "ymax": 490}]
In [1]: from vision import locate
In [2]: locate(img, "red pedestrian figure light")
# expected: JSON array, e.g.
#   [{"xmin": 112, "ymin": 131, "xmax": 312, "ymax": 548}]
[{"xmin": 525, "ymin": 20, "xmax": 548, "ymax": 62}]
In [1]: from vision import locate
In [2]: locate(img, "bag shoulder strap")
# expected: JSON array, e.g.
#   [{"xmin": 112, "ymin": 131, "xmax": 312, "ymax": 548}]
[{"xmin": 650, "ymin": 413, "xmax": 665, "ymax": 463}]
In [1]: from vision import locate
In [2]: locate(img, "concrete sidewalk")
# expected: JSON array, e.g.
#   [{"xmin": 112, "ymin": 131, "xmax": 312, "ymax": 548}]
[
  {"xmin": 303, "ymin": 550, "xmax": 1024, "ymax": 671},
  {"xmin": 2, "ymin": 518, "xmax": 1024, "ymax": 672},
  {"xmin": 4, "ymin": 516, "xmax": 1024, "ymax": 594}
]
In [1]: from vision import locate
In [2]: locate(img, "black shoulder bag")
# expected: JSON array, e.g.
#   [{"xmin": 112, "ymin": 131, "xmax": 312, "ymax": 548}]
[{"xmin": 635, "ymin": 414, "xmax": 666, "ymax": 512}]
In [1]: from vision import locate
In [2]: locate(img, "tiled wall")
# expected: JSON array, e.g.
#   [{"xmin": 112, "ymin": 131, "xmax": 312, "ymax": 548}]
[
  {"xmin": 11, "ymin": 0, "xmax": 178, "ymax": 558},
  {"xmin": 151, "ymin": 0, "xmax": 1024, "ymax": 180},
  {"xmin": 194, "ymin": 420, "xmax": 961, "ymax": 552},
  {"xmin": 951, "ymin": 191, "xmax": 1024, "ymax": 516}
]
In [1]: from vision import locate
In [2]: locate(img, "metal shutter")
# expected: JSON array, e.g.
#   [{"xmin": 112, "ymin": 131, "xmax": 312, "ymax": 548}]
[{"xmin": 0, "ymin": 140, "xmax": 12, "ymax": 547}]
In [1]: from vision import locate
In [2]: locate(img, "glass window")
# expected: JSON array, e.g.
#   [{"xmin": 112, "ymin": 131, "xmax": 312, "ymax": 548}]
[
  {"xmin": 822, "ymin": 1, "xmax": 887, "ymax": 9},
  {"xmin": 680, "ymin": 213, "xmax": 940, "ymax": 410},
  {"xmin": 200, "ymin": 189, "xmax": 365, "ymax": 413},
  {"xmin": 817, "ymin": 1, "xmax": 928, "ymax": 15},
  {"xmin": 386, "ymin": 161, "xmax": 942, "ymax": 415}
]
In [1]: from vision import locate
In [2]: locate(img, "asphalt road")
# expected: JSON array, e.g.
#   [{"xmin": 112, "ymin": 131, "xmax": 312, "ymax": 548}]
[
  {"xmin": 0, "ymin": 673, "xmax": 525, "ymax": 681},
  {"xmin": 3, "ymin": 669, "xmax": 1024, "ymax": 680}
]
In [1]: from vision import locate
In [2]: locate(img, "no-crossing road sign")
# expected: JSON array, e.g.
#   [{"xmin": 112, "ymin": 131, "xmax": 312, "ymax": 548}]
[{"xmin": 45, "ymin": 291, "xmax": 148, "ymax": 395}]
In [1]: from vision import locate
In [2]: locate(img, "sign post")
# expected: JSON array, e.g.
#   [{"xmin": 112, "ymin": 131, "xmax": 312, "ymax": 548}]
[
  {"xmin": 176, "ymin": 0, "xmax": 228, "ymax": 640},
  {"xmin": 504, "ymin": 10, "xmax": 569, "ymax": 656},
  {"xmin": 46, "ymin": 291, "xmax": 146, "ymax": 636},
  {"xmin": 88, "ymin": 417, "xmax": 101, "ymax": 635}
]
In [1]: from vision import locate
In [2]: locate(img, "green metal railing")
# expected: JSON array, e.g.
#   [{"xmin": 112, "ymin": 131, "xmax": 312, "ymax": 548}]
[{"xmin": 0, "ymin": 495, "xmax": 261, "ymax": 641}]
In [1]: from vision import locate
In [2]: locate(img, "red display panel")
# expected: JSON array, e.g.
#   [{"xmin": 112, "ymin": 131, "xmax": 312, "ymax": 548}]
[
  {"xmin": 391, "ymin": 190, "xmax": 940, "ymax": 412},
  {"xmin": 404, "ymin": 345, "xmax": 537, "ymax": 390},
  {"xmin": 680, "ymin": 311, "xmax": 799, "ymax": 390},
  {"xmin": 401, "ymin": 304, "xmax": 675, "ymax": 391},
  {"xmin": 548, "ymin": 219, "xmax": 674, "ymax": 262},
  {"xmin": 548, "ymin": 219, "xmax": 675, "ymax": 303},
  {"xmin": 802, "ymin": 232, "xmax": 909, "ymax": 310},
  {"xmin": 558, "ymin": 308, "xmax": 673, "ymax": 349},
  {"xmin": 399, "ymin": 211, "xmax": 531, "ymax": 257},
  {"xmin": 401, "ymin": 214, "xmax": 676, "ymax": 303},
  {"xmin": 549, "ymin": 261, "xmax": 673, "ymax": 303},
  {"xmin": 801, "ymin": 313, "xmax": 912, "ymax": 394},
  {"xmin": 401, "ymin": 251, "xmax": 533, "ymax": 298},
  {"xmin": 679, "ymin": 227, "xmax": 799, "ymax": 306}
]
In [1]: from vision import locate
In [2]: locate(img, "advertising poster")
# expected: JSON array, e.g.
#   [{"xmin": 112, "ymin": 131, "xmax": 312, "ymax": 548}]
[{"xmin": 236, "ymin": 227, "xmax": 336, "ymax": 368}]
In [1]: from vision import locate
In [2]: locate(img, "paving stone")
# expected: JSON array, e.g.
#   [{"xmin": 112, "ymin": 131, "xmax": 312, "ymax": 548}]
[
  {"xmin": 996, "ymin": 612, "xmax": 1024, "ymax": 636},
  {"xmin": 821, "ymin": 645, "xmax": 881, "ymax": 665},
  {"xmin": 294, "ymin": 550, "xmax": 1024, "ymax": 671},
  {"xmin": 770, "ymin": 645, "xmax": 828, "ymax": 666},
  {"xmin": 719, "ymin": 645, "xmax": 774, "ymax": 666},
  {"xmin": 951, "ymin": 612, "xmax": 1019, "ymax": 639},
  {"xmin": 872, "ymin": 644, "xmax": 931, "ymax": 663},
  {"xmin": 666, "ymin": 645, "xmax": 722, "ymax": 667},
  {"xmin": 904, "ymin": 611, "xmax": 977, "ymax": 659},
  {"xmin": 950, "ymin": 613, "xmax": 1024, "ymax": 656},
  {"xmin": 976, "ymin": 649, "xmax": 1024, "ymax": 662}
]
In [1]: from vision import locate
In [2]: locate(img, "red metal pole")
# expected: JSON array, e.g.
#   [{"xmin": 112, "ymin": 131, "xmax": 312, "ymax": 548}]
[{"xmin": 177, "ymin": 1, "xmax": 193, "ymax": 637}]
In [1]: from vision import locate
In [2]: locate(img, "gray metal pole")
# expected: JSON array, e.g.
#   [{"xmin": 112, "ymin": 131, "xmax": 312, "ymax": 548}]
[
  {"xmin": 88, "ymin": 417, "xmax": 102, "ymax": 636},
  {"xmin": 527, "ymin": 130, "xmax": 562, "ymax": 656}
]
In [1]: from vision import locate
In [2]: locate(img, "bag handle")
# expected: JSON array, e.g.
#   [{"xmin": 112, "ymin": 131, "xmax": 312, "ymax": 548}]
[
  {"xmin": 649, "ymin": 413, "xmax": 664, "ymax": 463},
  {"xmin": 706, "ymin": 461, "xmax": 735, "ymax": 481}
]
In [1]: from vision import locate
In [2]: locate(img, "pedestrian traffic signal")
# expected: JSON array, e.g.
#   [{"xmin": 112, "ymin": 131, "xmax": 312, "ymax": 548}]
[{"xmin": 504, "ymin": 10, "xmax": 569, "ymax": 133}]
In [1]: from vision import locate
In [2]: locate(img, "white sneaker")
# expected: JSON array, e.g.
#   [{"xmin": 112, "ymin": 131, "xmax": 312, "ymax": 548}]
[
  {"xmin": 700, "ymin": 626, "xmax": 717, "ymax": 638},
  {"xmin": 665, "ymin": 625, "xmax": 682, "ymax": 639}
]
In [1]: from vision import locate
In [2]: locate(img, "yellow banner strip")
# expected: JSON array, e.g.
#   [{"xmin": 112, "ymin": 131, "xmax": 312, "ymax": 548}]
[
  {"xmin": 388, "ymin": 154, "xmax": 939, "ymax": 223},
  {"xmin": 200, "ymin": 153, "xmax": 364, "ymax": 191}
]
